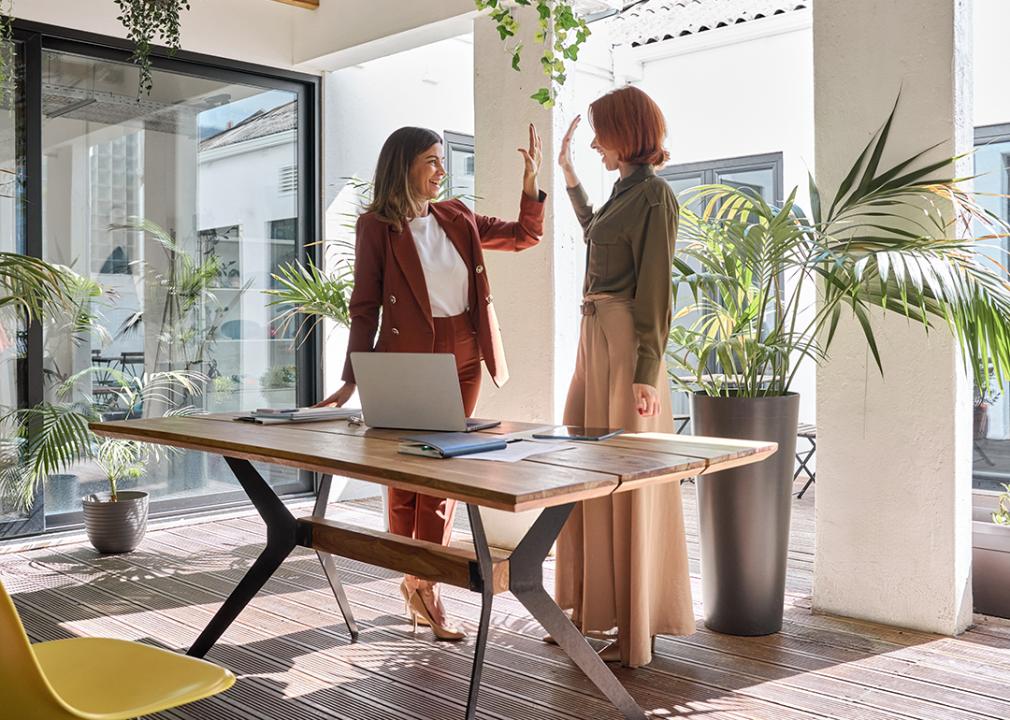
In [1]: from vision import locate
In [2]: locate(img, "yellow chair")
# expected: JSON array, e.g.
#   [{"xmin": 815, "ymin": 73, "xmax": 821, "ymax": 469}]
[{"xmin": 1, "ymin": 581, "xmax": 235, "ymax": 719}]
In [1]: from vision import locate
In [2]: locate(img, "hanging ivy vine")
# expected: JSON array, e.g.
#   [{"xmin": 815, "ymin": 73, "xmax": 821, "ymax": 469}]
[
  {"xmin": 475, "ymin": 0, "xmax": 590, "ymax": 107},
  {"xmin": 114, "ymin": 0, "xmax": 192, "ymax": 96}
]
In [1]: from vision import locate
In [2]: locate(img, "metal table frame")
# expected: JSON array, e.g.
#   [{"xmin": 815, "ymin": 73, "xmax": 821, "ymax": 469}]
[{"xmin": 186, "ymin": 457, "xmax": 647, "ymax": 720}]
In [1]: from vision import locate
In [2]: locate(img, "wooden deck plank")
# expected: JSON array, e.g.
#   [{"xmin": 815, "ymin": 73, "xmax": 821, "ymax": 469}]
[{"xmin": 6, "ymin": 484, "xmax": 1010, "ymax": 720}]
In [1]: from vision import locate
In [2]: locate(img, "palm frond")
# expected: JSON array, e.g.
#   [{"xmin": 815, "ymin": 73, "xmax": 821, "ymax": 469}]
[
  {"xmin": 265, "ymin": 259, "xmax": 354, "ymax": 335},
  {"xmin": 668, "ymin": 95, "xmax": 1010, "ymax": 398},
  {"xmin": 0, "ymin": 253, "xmax": 70, "ymax": 322}
]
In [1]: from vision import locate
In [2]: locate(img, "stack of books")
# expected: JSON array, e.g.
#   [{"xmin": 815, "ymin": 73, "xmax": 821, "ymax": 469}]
[{"xmin": 236, "ymin": 407, "xmax": 361, "ymax": 424}]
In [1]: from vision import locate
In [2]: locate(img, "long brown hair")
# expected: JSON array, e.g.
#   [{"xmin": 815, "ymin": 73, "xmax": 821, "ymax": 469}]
[
  {"xmin": 589, "ymin": 86, "xmax": 669, "ymax": 167},
  {"xmin": 366, "ymin": 126, "xmax": 443, "ymax": 230}
]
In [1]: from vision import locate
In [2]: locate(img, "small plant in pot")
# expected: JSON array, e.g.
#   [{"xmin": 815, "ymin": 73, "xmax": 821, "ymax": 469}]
[
  {"xmin": 667, "ymin": 99, "xmax": 1010, "ymax": 636},
  {"xmin": 1, "ymin": 369, "xmax": 203, "ymax": 553},
  {"xmin": 81, "ymin": 438, "xmax": 160, "ymax": 553}
]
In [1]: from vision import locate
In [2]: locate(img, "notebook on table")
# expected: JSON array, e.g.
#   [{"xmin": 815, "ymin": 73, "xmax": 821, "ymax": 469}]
[
  {"xmin": 398, "ymin": 432, "xmax": 508, "ymax": 459},
  {"xmin": 235, "ymin": 407, "xmax": 361, "ymax": 424}
]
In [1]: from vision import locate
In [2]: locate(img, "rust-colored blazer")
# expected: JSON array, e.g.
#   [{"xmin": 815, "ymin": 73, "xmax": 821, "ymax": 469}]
[{"xmin": 341, "ymin": 191, "xmax": 546, "ymax": 387}]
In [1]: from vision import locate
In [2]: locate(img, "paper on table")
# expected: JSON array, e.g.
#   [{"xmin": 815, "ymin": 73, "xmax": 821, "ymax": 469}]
[{"xmin": 455, "ymin": 440, "xmax": 575, "ymax": 463}]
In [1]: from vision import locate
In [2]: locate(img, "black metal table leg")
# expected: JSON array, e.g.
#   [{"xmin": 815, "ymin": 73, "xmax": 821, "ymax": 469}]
[
  {"xmin": 314, "ymin": 474, "xmax": 359, "ymax": 641},
  {"xmin": 509, "ymin": 504, "xmax": 647, "ymax": 720},
  {"xmin": 464, "ymin": 504, "xmax": 495, "ymax": 720},
  {"xmin": 188, "ymin": 457, "xmax": 299, "ymax": 657}
]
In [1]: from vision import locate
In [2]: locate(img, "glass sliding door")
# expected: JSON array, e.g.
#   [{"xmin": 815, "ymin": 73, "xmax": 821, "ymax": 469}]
[
  {"xmin": 0, "ymin": 39, "xmax": 37, "ymax": 536},
  {"xmin": 27, "ymin": 41, "xmax": 317, "ymax": 525},
  {"xmin": 972, "ymin": 126, "xmax": 1010, "ymax": 491}
]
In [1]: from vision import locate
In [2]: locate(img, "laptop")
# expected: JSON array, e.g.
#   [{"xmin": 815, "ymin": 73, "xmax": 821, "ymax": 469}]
[{"xmin": 350, "ymin": 352, "xmax": 501, "ymax": 432}]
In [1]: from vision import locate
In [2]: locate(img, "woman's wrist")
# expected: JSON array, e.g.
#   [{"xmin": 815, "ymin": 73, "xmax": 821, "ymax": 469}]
[{"xmin": 523, "ymin": 175, "xmax": 540, "ymax": 199}]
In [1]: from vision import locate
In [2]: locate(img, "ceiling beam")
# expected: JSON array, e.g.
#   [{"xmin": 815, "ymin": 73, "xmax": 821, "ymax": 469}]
[{"xmin": 273, "ymin": 0, "xmax": 319, "ymax": 8}]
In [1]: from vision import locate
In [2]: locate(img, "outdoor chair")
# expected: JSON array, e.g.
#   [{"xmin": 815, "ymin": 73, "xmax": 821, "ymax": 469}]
[
  {"xmin": 0, "ymin": 581, "xmax": 235, "ymax": 720},
  {"xmin": 794, "ymin": 422, "xmax": 817, "ymax": 499}
]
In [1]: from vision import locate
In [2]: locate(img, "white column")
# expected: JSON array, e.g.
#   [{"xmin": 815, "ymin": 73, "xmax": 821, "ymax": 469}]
[
  {"xmin": 813, "ymin": 0, "xmax": 974, "ymax": 634},
  {"xmin": 473, "ymin": 7, "xmax": 611, "ymax": 425},
  {"xmin": 472, "ymin": 8, "xmax": 616, "ymax": 547}
]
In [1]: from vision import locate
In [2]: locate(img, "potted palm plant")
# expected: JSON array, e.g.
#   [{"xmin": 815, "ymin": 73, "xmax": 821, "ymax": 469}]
[
  {"xmin": 3, "ymin": 367, "xmax": 204, "ymax": 552},
  {"xmin": 668, "ymin": 100, "xmax": 1010, "ymax": 635}
]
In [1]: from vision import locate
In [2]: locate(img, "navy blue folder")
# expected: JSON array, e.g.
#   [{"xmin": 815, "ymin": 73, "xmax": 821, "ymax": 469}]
[{"xmin": 399, "ymin": 432, "xmax": 507, "ymax": 458}]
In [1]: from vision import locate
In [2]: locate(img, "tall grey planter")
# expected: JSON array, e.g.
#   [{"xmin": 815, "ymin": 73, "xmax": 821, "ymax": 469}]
[
  {"xmin": 82, "ymin": 491, "xmax": 149, "ymax": 554},
  {"xmin": 691, "ymin": 392, "xmax": 799, "ymax": 635}
]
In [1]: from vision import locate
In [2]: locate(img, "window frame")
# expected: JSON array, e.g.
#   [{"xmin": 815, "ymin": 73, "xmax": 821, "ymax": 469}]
[
  {"xmin": 2, "ymin": 19, "xmax": 322, "ymax": 538},
  {"xmin": 658, "ymin": 151, "xmax": 784, "ymax": 204},
  {"xmin": 443, "ymin": 129, "xmax": 475, "ymax": 205}
]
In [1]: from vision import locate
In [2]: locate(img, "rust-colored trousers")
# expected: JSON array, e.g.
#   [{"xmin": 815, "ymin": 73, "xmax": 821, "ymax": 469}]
[{"xmin": 387, "ymin": 312, "xmax": 481, "ymax": 544}]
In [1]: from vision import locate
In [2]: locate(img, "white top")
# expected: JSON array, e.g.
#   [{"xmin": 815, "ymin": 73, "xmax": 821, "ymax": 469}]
[{"xmin": 408, "ymin": 213, "xmax": 470, "ymax": 317}]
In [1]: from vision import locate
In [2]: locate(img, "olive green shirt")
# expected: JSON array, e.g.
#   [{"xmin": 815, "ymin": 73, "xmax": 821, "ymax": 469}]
[{"xmin": 566, "ymin": 164, "xmax": 678, "ymax": 387}]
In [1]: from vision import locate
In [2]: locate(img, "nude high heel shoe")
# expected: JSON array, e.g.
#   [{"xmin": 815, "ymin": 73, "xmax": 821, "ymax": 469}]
[
  {"xmin": 399, "ymin": 578, "xmax": 428, "ymax": 626},
  {"xmin": 407, "ymin": 583, "xmax": 466, "ymax": 641}
]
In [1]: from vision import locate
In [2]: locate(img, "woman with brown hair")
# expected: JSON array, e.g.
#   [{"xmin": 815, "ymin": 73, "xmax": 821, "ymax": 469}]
[
  {"xmin": 317, "ymin": 125, "xmax": 545, "ymax": 640},
  {"xmin": 554, "ymin": 86, "xmax": 694, "ymax": 667}
]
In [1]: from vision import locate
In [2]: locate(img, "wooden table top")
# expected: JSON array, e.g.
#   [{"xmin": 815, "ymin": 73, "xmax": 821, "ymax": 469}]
[{"xmin": 90, "ymin": 414, "xmax": 776, "ymax": 513}]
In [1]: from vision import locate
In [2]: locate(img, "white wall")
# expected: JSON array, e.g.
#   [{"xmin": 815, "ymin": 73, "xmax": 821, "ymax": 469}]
[
  {"xmin": 292, "ymin": 0, "xmax": 476, "ymax": 70},
  {"xmin": 14, "ymin": 0, "xmax": 303, "ymax": 72},
  {"xmin": 973, "ymin": 0, "xmax": 1010, "ymax": 126}
]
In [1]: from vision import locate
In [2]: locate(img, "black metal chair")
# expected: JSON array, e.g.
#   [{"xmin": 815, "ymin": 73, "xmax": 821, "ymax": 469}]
[{"xmin": 794, "ymin": 422, "xmax": 817, "ymax": 499}]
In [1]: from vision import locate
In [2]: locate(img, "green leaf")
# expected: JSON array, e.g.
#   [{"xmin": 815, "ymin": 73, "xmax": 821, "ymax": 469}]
[{"xmin": 530, "ymin": 87, "xmax": 552, "ymax": 105}]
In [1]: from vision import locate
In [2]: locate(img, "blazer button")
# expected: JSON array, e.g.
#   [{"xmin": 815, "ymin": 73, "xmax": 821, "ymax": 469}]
[
  {"xmin": 389, "ymin": 295, "xmax": 397, "ymax": 304},
  {"xmin": 475, "ymin": 264, "xmax": 484, "ymax": 274},
  {"xmin": 391, "ymin": 327, "xmax": 400, "ymax": 335},
  {"xmin": 485, "ymin": 295, "xmax": 493, "ymax": 304}
]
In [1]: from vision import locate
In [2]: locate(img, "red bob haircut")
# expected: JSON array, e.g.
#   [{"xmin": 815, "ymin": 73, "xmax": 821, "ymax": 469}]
[{"xmin": 588, "ymin": 86, "xmax": 669, "ymax": 167}]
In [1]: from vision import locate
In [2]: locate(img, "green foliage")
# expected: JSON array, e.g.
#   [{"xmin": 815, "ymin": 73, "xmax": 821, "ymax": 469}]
[
  {"xmin": 669, "ymin": 98, "xmax": 1010, "ymax": 398},
  {"xmin": 260, "ymin": 364, "xmax": 297, "ymax": 390},
  {"xmin": 0, "ymin": 369, "xmax": 204, "ymax": 507},
  {"xmin": 474, "ymin": 0, "xmax": 590, "ymax": 107},
  {"xmin": 994, "ymin": 483, "xmax": 1010, "ymax": 526},
  {"xmin": 113, "ymin": 0, "xmax": 192, "ymax": 95},
  {"xmin": 0, "ymin": 253, "xmax": 70, "ymax": 324},
  {"xmin": 266, "ymin": 259, "xmax": 354, "ymax": 335},
  {"xmin": 109, "ymin": 217, "xmax": 245, "ymax": 374}
]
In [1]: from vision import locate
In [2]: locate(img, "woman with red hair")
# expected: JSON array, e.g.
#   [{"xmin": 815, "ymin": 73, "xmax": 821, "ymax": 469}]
[{"xmin": 554, "ymin": 86, "xmax": 694, "ymax": 667}]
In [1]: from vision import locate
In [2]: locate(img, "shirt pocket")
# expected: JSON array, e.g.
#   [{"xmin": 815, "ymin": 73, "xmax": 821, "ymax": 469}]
[{"xmin": 587, "ymin": 230, "xmax": 622, "ymax": 283}]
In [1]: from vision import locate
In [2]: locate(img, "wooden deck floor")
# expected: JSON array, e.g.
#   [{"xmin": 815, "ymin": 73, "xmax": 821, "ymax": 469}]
[{"xmin": 4, "ymin": 480, "xmax": 1010, "ymax": 719}]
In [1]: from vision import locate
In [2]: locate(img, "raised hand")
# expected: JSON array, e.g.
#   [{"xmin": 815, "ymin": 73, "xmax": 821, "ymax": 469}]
[
  {"xmin": 518, "ymin": 123, "xmax": 543, "ymax": 199},
  {"xmin": 558, "ymin": 115, "xmax": 581, "ymax": 172}
]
